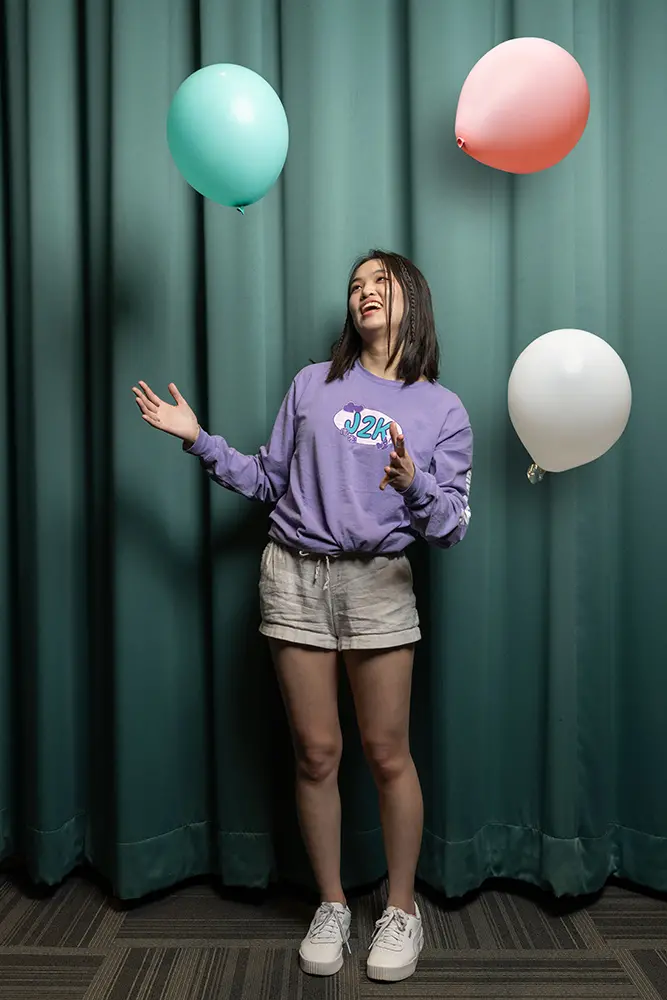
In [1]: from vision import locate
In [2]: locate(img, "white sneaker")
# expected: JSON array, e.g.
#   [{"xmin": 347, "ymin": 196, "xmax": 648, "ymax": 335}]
[
  {"xmin": 367, "ymin": 903, "xmax": 424, "ymax": 982},
  {"xmin": 299, "ymin": 902, "xmax": 352, "ymax": 976}
]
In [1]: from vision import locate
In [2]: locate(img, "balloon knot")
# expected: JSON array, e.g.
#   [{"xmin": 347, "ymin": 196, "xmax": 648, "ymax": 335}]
[
  {"xmin": 236, "ymin": 206, "xmax": 245, "ymax": 215},
  {"xmin": 456, "ymin": 137, "xmax": 466, "ymax": 149}
]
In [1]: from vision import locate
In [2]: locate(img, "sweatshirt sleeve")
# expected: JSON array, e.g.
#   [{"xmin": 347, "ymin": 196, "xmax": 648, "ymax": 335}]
[
  {"xmin": 399, "ymin": 400, "xmax": 473, "ymax": 549},
  {"xmin": 184, "ymin": 377, "xmax": 299, "ymax": 503}
]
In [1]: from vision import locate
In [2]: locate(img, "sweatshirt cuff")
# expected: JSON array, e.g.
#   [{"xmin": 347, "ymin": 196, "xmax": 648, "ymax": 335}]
[
  {"xmin": 184, "ymin": 427, "xmax": 211, "ymax": 458},
  {"xmin": 399, "ymin": 465, "xmax": 430, "ymax": 506}
]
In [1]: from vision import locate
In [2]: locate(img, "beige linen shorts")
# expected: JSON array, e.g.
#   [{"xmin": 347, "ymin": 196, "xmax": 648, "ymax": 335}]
[{"xmin": 258, "ymin": 540, "xmax": 421, "ymax": 651}]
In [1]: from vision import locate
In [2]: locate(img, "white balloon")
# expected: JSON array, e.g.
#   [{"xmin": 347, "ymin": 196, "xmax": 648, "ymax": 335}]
[{"xmin": 508, "ymin": 329, "xmax": 632, "ymax": 473}]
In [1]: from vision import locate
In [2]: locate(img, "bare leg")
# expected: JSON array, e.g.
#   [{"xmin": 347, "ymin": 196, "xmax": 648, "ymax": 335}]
[
  {"xmin": 344, "ymin": 645, "xmax": 423, "ymax": 914},
  {"xmin": 270, "ymin": 640, "xmax": 345, "ymax": 904}
]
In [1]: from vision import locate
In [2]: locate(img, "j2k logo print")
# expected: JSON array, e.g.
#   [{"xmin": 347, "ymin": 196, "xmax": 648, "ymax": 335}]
[{"xmin": 333, "ymin": 402, "xmax": 403, "ymax": 451}]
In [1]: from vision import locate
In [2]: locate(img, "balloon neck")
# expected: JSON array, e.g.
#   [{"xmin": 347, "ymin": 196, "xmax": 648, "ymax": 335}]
[
  {"xmin": 236, "ymin": 206, "xmax": 245, "ymax": 215},
  {"xmin": 527, "ymin": 463, "xmax": 546, "ymax": 485},
  {"xmin": 456, "ymin": 137, "xmax": 466, "ymax": 149}
]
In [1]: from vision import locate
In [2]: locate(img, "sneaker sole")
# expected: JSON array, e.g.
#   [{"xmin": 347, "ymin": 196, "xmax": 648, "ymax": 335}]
[
  {"xmin": 367, "ymin": 934, "xmax": 423, "ymax": 983},
  {"xmin": 367, "ymin": 956, "xmax": 418, "ymax": 982},
  {"xmin": 299, "ymin": 951, "xmax": 344, "ymax": 977}
]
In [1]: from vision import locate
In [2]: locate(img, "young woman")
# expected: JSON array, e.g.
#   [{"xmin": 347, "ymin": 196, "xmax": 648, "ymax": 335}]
[{"xmin": 133, "ymin": 250, "xmax": 473, "ymax": 983}]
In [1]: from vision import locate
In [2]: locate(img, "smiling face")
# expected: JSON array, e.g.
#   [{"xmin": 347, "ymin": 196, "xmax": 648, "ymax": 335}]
[
  {"xmin": 348, "ymin": 258, "xmax": 405, "ymax": 346},
  {"xmin": 327, "ymin": 249, "xmax": 440, "ymax": 386}
]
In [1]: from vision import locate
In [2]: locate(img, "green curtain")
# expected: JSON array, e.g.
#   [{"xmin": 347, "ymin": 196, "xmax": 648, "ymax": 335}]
[{"xmin": 2, "ymin": 0, "xmax": 666, "ymax": 902}]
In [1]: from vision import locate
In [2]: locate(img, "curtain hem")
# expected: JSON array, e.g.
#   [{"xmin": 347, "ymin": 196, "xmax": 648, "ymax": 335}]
[
  {"xmin": 419, "ymin": 822, "xmax": 667, "ymax": 898},
  {"xmin": 6, "ymin": 816, "xmax": 667, "ymax": 902}
]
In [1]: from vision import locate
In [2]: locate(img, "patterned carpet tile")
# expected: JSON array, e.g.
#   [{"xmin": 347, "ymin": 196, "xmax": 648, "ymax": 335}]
[
  {"xmin": 89, "ymin": 947, "xmax": 358, "ymax": 1000},
  {"xmin": 588, "ymin": 886, "xmax": 667, "ymax": 947},
  {"xmin": 0, "ymin": 951, "xmax": 104, "ymax": 1000},
  {"xmin": 1, "ymin": 948, "xmax": 652, "ymax": 1000},
  {"xmin": 419, "ymin": 890, "xmax": 596, "ymax": 951},
  {"xmin": 0, "ymin": 879, "xmax": 114, "ymax": 949},
  {"xmin": 360, "ymin": 955, "xmax": 645, "ymax": 999},
  {"xmin": 630, "ymin": 950, "xmax": 667, "ymax": 997},
  {"xmin": 117, "ymin": 885, "xmax": 317, "ymax": 944},
  {"xmin": 96, "ymin": 948, "xmax": 254, "ymax": 1000}
]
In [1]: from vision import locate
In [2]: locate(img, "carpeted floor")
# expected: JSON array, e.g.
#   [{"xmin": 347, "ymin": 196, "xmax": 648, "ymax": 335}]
[{"xmin": 0, "ymin": 871, "xmax": 666, "ymax": 999}]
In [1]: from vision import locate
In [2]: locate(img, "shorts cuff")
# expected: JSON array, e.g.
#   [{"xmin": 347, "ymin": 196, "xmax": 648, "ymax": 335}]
[
  {"xmin": 259, "ymin": 623, "xmax": 338, "ymax": 651},
  {"xmin": 338, "ymin": 626, "xmax": 421, "ymax": 651}
]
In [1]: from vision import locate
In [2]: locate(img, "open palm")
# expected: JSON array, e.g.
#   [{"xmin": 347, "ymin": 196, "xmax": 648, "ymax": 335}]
[{"xmin": 132, "ymin": 381, "xmax": 200, "ymax": 446}]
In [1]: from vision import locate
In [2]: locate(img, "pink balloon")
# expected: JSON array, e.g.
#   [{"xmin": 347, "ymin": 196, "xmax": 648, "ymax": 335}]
[{"xmin": 455, "ymin": 38, "xmax": 590, "ymax": 174}]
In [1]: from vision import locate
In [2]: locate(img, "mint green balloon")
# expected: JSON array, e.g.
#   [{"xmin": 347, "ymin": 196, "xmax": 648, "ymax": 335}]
[{"xmin": 167, "ymin": 64, "xmax": 289, "ymax": 211}]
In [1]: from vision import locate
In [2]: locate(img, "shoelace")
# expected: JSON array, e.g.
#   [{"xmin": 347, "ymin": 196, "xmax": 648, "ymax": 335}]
[
  {"xmin": 369, "ymin": 908, "xmax": 408, "ymax": 952},
  {"xmin": 308, "ymin": 903, "xmax": 352, "ymax": 954}
]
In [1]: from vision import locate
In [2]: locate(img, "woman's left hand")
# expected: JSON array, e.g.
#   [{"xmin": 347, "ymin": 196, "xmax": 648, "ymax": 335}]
[{"xmin": 379, "ymin": 423, "xmax": 415, "ymax": 492}]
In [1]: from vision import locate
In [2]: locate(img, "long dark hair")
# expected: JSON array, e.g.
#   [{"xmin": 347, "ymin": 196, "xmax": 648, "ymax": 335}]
[{"xmin": 325, "ymin": 249, "xmax": 440, "ymax": 385}]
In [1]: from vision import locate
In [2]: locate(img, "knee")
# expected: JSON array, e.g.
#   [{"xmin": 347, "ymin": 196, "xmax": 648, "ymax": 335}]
[
  {"xmin": 363, "ymin": 738, "xmax": 411, "ymax": 784},
  {"xmin": 295, "ymin": 737, "xmax": 342, "ymax": 783}
]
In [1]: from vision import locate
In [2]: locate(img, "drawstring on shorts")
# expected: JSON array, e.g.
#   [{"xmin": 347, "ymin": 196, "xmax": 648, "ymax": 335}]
[{"xmin": 299, "ymin": 550, "xmax": 331, "ymax": 591}]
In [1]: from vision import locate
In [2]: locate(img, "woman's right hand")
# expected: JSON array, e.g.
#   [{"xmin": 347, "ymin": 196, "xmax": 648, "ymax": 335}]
[{"xmin": 132, "ymin": 381, "xmax": 200, "ymax": 446}]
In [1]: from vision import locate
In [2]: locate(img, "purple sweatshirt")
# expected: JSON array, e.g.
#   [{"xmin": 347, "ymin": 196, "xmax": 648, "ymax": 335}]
[{"xmin": 186, "ymin": 360, "xmax": 473, "ymax": 555}]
